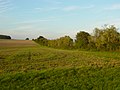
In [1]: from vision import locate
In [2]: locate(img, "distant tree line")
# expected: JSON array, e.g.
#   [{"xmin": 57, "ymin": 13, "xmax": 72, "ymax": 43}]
[
  {"xmin": 33, "ymin": 36, "xmax": 73, "ymax": 49},
  {"xmin": 0, "ymin": 35, "xmax": 11, "ymax": 39},
  {"xmin": 33, "ymin": 25, "xmax": 120, "ymax": 51},
  {"xmin": 25, "ymin": 38, "xmax": 29, "ymax": 40}
]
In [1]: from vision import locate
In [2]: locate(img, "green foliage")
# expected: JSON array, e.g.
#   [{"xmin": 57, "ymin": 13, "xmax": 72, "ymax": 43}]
[
  {"xmin": 34, "ymin": 25, "xmax": 120, "ymax": 51},
  {"xmin": 0, "ymin": 35, "xmax": 11, "ymax": 39},
  {"xmin": 34, "ymin": 35, "xmax": 73, "ymax": 49},
  {"xmin": 89, "ymin": 25, "xmax": 120, "ymax": 51},
  {"xmin": 34, "ymin": 36, "xmax": 48, "ymax": 46},
  {"xmin": 75, "ymin": 31, "xmax": 90, "ymax": 49},
  {"xmin": 48, "ymin": 36, "xmax": 73, "ymax": 49}
]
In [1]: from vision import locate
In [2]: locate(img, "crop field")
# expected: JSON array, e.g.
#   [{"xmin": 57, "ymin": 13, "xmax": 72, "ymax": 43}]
[
  {"xmin": 0, "ymin": 39, "xmax": 38, "ymax": 47},
  {"xmin": 0, "ymin": 40, "xmax": 120, "ymax": 90}
]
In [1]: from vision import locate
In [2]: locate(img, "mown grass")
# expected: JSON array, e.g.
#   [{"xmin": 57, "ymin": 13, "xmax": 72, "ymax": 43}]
[{"xmin": 0, "ymin": 40, "xmax": 120, "ymax": 90}]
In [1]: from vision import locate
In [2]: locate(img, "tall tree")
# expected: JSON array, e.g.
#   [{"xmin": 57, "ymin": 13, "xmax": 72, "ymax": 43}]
[
  {"xmin": 47, "ymin": 36, "xmax": 73, "ymax": 49},
  {"xmin": 75, "ymin": 31, "xmax": 90, "ymax": 49},
  {"xmin": 89, "ymin": 25, "xmax": 120, "ymax": 51},
  {"xmin": 59, "ymin": 36, "xmax": 73, "ymax": 49},
  {"xmin": 35, "ymin": 36, "xmax": 48, "ymax": 46}
]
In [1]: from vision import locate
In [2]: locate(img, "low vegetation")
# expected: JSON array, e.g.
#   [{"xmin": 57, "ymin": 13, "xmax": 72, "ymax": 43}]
[{"xmin": 0, "ymin": 40, "xmax": 120, "ymax": 89}]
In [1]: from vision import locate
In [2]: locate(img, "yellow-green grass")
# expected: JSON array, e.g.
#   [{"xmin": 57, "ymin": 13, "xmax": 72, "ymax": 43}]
[{"xmin": 0, "ymin": 40, "xmax": 120, "ymax": 90}]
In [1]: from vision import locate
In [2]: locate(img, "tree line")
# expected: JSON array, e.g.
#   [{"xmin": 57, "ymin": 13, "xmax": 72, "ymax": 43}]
[
  {"xmin": 0, "ymin": 35, "xmax": 11, "ymax": 39},
  {"xmin": 33, "ymin": 25, "xmax": 120, "ymax": 51}
]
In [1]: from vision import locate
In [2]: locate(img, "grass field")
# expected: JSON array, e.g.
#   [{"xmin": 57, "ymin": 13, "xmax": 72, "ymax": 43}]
[{"xmin": 0, "ymin": 40, "xmax": 120, "ymax": 90}]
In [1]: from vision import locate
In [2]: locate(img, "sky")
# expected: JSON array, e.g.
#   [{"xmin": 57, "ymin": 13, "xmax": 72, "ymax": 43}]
[{"xmin": 0, "ymin": 0, "xmax": 120, "ymax": 39}]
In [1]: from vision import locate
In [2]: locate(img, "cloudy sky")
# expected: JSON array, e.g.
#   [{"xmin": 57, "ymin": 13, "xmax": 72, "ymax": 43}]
[{"xmin": 0, "ymin": 0, "xmax": 120, "ymax": 39}]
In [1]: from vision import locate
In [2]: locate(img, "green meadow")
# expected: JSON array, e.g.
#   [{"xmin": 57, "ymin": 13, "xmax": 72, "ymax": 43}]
[{"xmin": 0, "ymin": 40, "xmax": 120, "ymax": 90}]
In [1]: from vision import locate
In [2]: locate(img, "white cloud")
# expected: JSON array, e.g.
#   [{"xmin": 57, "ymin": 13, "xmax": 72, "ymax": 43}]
[
  {"xmin": 63, "ymin": 6, "xmax": 79, "ymax": 11},
  {"xmin": 89, "ymin": 18, "xmax": 120, "ymax": 32},
  {"xmin": 14, "ymin": 25, "xmax": 35, "ymax": 31},
  {"xmin": 105, "ymin": 4, "xmax": 120, "ymax": 10},
  {"xmin": 35, "ymin": 5, "xmax": 94, "ymax": 12},
  {"xmin": 13, "ymin": 18, "xmax": 57, "ymax": 25},
  {"xmin": 21, "ymin": 19, "xmax": 53, "ymax": 23},
  {"xmin": 0, "ymin": 0, "xmax": 13, "ymax": 14},
  {"xmin": 106, "ymin": 19, "xmax": 120, "ymax": 28},
  {"xmin": 35, "ymin": 7, "xmax": 60, "ymax": 12},
  {"xmin": 63, "ymin": 5, "xmax": 94, "ymax": 11},
  {"xmin": 44, "ymin": 0, "xmax": 62, "ymax": 4},
  {"xmin": 35, "ymin": 8, "xmax": 43, "ymax": 10},
  {"xmin": 81, "ymin": 5, "xmax": 94, "ymax": 9}
]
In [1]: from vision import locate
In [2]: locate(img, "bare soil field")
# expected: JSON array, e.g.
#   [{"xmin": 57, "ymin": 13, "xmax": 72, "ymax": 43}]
[{"xmin": 0, "ymin": 39, "xmax": 38, "ymax": 47}]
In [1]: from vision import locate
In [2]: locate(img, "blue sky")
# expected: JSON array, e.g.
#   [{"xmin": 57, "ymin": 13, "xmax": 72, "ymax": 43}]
[{"xmin": 0, "ymin": 0, "xmax": 120, "ymax": 39}]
